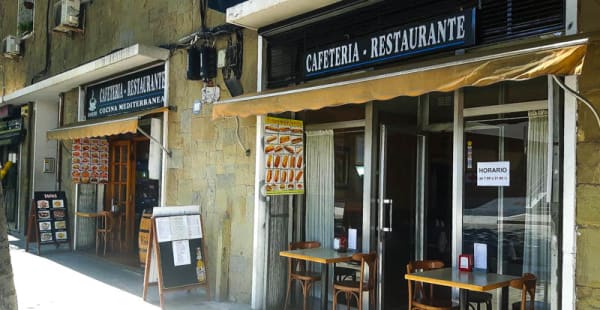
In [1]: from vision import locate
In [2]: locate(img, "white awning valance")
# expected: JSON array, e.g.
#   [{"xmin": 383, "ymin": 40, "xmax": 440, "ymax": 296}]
[{"xmin": 1, "ymin": 44, "xmax": 169, "ymax": 105}]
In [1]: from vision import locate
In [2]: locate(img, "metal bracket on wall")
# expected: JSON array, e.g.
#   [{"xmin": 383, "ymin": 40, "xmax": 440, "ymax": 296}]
[{"xmin": 136, "ymin": 126, "xmax": 172, "ymax": 157}]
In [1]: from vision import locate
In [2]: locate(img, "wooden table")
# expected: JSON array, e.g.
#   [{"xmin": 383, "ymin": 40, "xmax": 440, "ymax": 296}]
[
  {"xmin": 404, "ymin": 268, "xmax": 521, "ymax": 310},
  {"xmin": 76, "ymin": 211, "xmax": 101, "ymax": 218},
  {"xmin": 280, "ymin": 247, "xmax": 356, "ymax": 310}
]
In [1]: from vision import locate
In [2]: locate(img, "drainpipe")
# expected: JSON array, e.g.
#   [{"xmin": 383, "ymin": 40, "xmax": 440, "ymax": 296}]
[
  {"xmin": 56, "ymin": 93, "xmax": 64, "ymax": 190},
  {"xmin": 25, "ymin": 101, "xmax": 34, "ymax": 233},
  {"xmin": 1, "ymin": 64, "xmax": 5, "ymax": 104}
]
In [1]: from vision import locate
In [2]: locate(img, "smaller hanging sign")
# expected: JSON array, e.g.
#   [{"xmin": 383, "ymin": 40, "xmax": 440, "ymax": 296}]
[{"xmin": 476, "ymin": 161, "xmax": 510, "ymax": 187}]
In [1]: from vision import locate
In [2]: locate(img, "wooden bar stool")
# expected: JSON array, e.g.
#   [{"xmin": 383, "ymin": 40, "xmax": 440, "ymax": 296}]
[
  {"xmin": 332, "ymin": 252, "xmax": 377, "ymax": 310},
  {"xmin": 96, "ymin": 211, "xmax": 113, "ymax": 256},
  {"xmin": 510, "ymin": 273, "xmax": 537, "ymax": 310},
  {"xmin": 406, "ymin": 260, "xmax": 457, "ymax": 310},
  {"xmin": 284, "ymin": 241, "xmax": 322, "ymax": 310}
]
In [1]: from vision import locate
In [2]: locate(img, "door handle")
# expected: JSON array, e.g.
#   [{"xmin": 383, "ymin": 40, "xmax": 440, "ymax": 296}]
[{"xmin": 382, "ymin": 199, "xmax": 393, "ymax": 232}]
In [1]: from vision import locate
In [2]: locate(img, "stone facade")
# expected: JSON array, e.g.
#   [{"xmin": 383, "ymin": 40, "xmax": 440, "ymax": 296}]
[
  {"xmin": 3, "ymin": 0, "xmax": 600, "ymax": 307},
  {"xmin": 577, "ymin": 1, "xmax": 600, "ymax": 308},
  {"xmin": 0, "ymin": 0, "xmax": 257, "ymax": 303}
]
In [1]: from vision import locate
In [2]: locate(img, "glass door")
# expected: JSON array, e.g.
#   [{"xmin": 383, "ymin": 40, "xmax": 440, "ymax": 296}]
[
  {"xmin": 377, "ymin": 124, "xmax": 418, "ymax": 309},
  {"xmin": 462, "ymin": 110, "xmax": 554, "ymax": 307},
  {"xmin": 375, "ymin": 94, "xmax": 454, "ymax": 309}
]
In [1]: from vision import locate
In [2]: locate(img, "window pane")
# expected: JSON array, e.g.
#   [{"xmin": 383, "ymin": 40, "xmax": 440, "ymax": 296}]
[
  {"xmin": 505, "ymin": 77, "xmax": 547, "ymax": 103},
  {"xmin": 464, "ymin": 84, "xmax": 501, "ymax": 108},
  {"xmin": 334, "ymin": 129, "xmax": 364, "ymax": 251}
]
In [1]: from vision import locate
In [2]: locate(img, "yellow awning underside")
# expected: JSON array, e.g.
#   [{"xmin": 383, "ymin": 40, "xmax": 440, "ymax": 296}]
[
  {"xmin": 213, "ymin": 40, "xmax": 587, "ymax": 119},
  {"xmin": 47, "ymin": 107, "xmax": 167, "ymax": 140}
]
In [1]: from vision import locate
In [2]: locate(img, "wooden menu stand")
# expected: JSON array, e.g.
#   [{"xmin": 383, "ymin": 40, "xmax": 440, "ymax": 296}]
[
  {"xmin": 25, "ymin": 201, "xmax": 40, "ymax": 254},
  {"xmin": 142, "ymin": 206, "xmax": 210, "ymax": 309}
]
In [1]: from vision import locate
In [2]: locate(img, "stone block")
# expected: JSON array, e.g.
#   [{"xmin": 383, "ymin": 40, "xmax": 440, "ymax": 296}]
[
  {"xmin": 577, "ymin": 184, "xmax": 600, "ymax": 225},
  {"xmin": 228, "ymin": 254, "xmax": 252, "ymax": 303},
  {"xmin": 576, "ymin": 227, "xmax": 600, "ymax": 288},
  {"xmin": 577, "ymin": 142, "xmax": 600, "ymax": 184},
  {"xmin": 167, "ymin": 149, "xmax": 183, "ymax": 169},
  {"xmin": 577, "ymin": 286, "xmax": 600, "ymax": 309}
]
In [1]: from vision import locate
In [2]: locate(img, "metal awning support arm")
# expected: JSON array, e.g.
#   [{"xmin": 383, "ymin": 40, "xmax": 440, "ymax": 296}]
[
  {"xmin": 137, "ymin": 126, "xmax": 172, "ymax": 157},
  {"xmin": 551, "ymin": 75, "xmax": 600, "ymax": 130}
]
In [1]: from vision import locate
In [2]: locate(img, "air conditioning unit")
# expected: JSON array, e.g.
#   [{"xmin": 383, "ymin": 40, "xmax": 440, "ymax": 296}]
[
  {"xmin": 2, "ymin": 36, "xmax": 21, "ymax": 57},
  {"xmin": 54, "ymin": 0, "xmax": 80, "ymax": 32}
]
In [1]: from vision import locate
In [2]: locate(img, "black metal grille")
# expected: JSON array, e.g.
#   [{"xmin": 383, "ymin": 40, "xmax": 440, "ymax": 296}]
[
  {"xmin": 266, "ymin": 0, "xmax": 565, "ymax": 88},
  {"xmin": 478, "ymin": 0, "xmax": 564, "ymax": 43}
]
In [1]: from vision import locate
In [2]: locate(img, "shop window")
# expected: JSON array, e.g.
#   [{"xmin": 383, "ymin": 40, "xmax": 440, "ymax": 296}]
[
  {"xmin": 505, "ymin": 77, "xmax": 548, "ymax": 103},
  {"xmin": 464, "ymin": 84, "xmax": 502, "ymax": 108},
  {"xmin": 334, "ymin": 128, "xmax": 364, "ymax": 249},
  {"xmin": 465, "ymin": 77, "xmax": 548, "ymax": 109},
  {"xmin": 428, "ymin": 92, "xmax": 454, "ymax": 124},
  {"xmin": 17, "ymin": 0, "xmax": 34, "ymax": 37},
  {"xmin": 296, "ymin": 104, "xmax": 365, "ymax": 125}
]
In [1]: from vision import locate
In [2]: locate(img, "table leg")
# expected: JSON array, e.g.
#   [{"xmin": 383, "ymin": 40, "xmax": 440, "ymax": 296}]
[
  {"xmin": 321, "ymin": 263, "xmax": 329, "ymax": 310},
  {"xmin": 501, "ymin": 286, "xmax": 508, "ymax": 309},
  {"xmin": 459, "ymin": 289, "xmax": 467, "ymax": 310}
]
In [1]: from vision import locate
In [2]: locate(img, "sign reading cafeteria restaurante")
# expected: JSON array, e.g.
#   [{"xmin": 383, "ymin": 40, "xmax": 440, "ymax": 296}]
[
  {"xmin": 302, "ymin": 7, "xmax": 476, "ymax": 78},
  {"xmin": 85, "ymin": 65, "xmax": 165, "ymax": 119}
]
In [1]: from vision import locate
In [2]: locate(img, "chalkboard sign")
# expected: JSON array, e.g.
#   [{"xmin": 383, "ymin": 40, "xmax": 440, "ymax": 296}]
[
  {"xmin": 158, "ymin": 238, "xmax": 204, "ymax": 288},
  {"xmin": 26, "ymin": 191, "xmax": 71, "ymax": 254},
  {"xmin": 142, "ymin": 206, "xmax": 210, "ymax": 309}
]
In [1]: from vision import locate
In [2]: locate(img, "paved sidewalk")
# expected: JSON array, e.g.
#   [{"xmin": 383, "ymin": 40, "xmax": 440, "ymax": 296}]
[{"xmin": 8, "ymin": 234, "xmax": 252, "ymax": 310}]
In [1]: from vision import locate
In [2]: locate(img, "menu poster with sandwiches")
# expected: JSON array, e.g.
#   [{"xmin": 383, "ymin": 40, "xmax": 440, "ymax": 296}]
[
  {"xmin": 71, "ymin": 138, "xmax": 109, "ymax": 184},
  {"xmin": 264, "ymin": 116, "xmax": 304, "ymax": 195},
  {"xmin": 33, "ymin": 191, "xmax": 69, "ymax": 244}
]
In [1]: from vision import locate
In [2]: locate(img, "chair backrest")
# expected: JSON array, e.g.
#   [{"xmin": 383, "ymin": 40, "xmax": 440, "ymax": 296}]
[
  {"xmin": 288, "ymin": 241, "xmax": 321, "ymax": 275},
  {"xmin": 352, "ymin": 252, "xmax": 377, "ymax": 292},
  {"xmin": 406, "ymin": 260, "xmax": 445, "ymax": 305},
  {"xmin": 509, "ymin": 273, "xmax": 537, "ymax": 310},
  {"xmin": 98, "ymin": 211, "xmax": 112, "ymax": 231}
]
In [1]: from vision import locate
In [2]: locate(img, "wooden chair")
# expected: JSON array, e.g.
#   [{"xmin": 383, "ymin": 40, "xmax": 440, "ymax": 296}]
[
  {"xmin": 467, "ymin": 291, "xmax": 492, "ymax": 310},
  {"xmin": 510, "ymin": 273, "xmax": 537, "ymax": 310},
  {"xmin": 284, "ymin": 241, "xmax": 322, "ymax": 310},
  {"xmin": 95, "ymin": 211, "xmax": 113, "ymax": 256},
  {"xmin": 332, "ymin": 252, "xmax": 377, "ymax": 310},
  {"xmin": 406, "ymin": 260, "xmax": 456, "ymax": 310}
]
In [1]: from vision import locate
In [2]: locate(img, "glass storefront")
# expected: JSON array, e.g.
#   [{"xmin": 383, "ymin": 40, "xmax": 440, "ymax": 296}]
[{"xmin": 283, "ymin": 76, "xmax": 562, "ymax": 308}]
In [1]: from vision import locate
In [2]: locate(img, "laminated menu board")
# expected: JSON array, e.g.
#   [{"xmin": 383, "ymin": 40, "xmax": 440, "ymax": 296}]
[
  {"xmin": 263, "ymin": 116, "xmax": 304, "ymax": 195},
  {"xmin": 71, "ymin": 138, "xmax": 109, "ymax": 184},
  {"xmin": 142, "ymin": 206, "xmax": 210, "ymax": 309},
  {"xmin": 25, "ymin": 191, "xmax": 71, "ymax": 254}
]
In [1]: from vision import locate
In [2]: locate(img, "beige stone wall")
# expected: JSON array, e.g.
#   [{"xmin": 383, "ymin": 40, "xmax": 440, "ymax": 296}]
[
  {"xmin": 165, "ymin": 27, "xmax": 258, "ymax": 302},
  {"xmin": 1, "ymin": 0, "xmax": 257, "ymax": 303},
  {"xmin": 578, "ymin": 2, "xmax": 600, "ymax": 307}
]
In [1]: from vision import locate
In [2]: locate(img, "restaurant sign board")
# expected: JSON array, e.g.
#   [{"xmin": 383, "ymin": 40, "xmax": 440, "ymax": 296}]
[
  {"xmin": 302, "ymin": 7, "xmax": 476, "ymax": 79},
  {"xmin": 85, "ymin": 65, "xmax": 165, "ymax": 119},
  {"xmin": 477, "ymin": 161, "xmax": 510, "ymax": 187}
]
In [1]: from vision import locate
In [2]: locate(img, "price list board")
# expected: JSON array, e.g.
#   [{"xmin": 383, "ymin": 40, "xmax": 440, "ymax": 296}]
[{"xmin": 26, "ymin": 191, "xmax": 71, "ymax": 254}]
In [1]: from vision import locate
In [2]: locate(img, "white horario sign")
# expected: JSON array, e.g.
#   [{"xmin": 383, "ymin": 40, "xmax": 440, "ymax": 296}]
[{"xmin": 477, "ymin": 161, "xmax": 510, "ymax": 187}]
